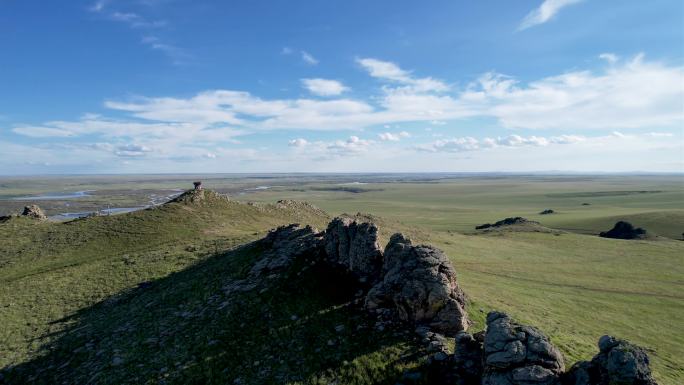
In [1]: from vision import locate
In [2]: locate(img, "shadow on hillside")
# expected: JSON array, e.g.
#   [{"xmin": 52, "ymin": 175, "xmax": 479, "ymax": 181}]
[{"xmin": 2, "ymin": 242, "xmax": 429, "ymax": 385}]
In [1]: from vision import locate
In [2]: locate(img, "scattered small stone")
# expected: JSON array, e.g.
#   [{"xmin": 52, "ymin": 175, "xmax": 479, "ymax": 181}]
[{"xmin": 111, "ymin": 357, "xmax": 123, "ymax": 366}]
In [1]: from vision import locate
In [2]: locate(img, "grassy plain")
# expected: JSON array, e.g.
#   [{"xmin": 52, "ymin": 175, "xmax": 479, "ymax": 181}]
[{"xmin": 0, "ymin": 174, "xmax": 682, "ymax": 384}]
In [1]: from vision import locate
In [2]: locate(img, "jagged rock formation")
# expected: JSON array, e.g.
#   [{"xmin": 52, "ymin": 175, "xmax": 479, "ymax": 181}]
[
  {"xmin": 481, "ymin": 312, "xmax": 565, "ymax": 385},
  {"xmin": 21, "ymin": 205, "xmax": 47, "ymax": 220},
  {"xmin": 476, "ymin": 217, "xmax": 537, "ymax": 230},
  {"xmin": 562, "ymin": 335, "xmax": 657, "ymax": 385},
  {"xmin": 252, "ymin": 224, "xmax": 324, "ymax": 276},
  {"xmin": 226, "ymin": 216, "xmax": 657, "ymax": 385},
  {"xmin": 366, "ymin": 233, "xmax": 469, "ymax": 336},
  {"xmin": 599, "ymin": 221, "xmax": 648, "ymax": 240},
  {"xmin": 324, "ymin": 217, "xmax": 383, "ymax": 284},
  {"xmin": 246, "ymin": 217, "xmax": 470, "ymax": 337}
]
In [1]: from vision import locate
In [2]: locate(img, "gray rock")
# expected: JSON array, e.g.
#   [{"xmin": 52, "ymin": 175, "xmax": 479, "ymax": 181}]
[
  {"xmin": 364, "ymin": 233, "xmax": 469, "ymax": 336},
  {"xmin": 21, "ymin": 205, "xmax": 47, "ymax": 220},
  {"xmin": 511, "ymin": 365, "xmax": 558, "ymax": 384},
  {"xmin": 482, "ymin": 312, "xmax": 564, "ymax": 385},
  {"xmin": 324, "ymin": 217, "xmax": 383, "ymax": 283},
  {"xmin": 563, "ymin": 336, "xmax": 657, "ymax": 385},
  {"xmin": 251, "ymin": 224, "xmax": 324, "ymax": 276}
]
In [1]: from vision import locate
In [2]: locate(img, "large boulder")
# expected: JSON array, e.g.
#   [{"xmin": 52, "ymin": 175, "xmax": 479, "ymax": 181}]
[
  {"xmin": 599, "ymin": 221, "xmax": 647, "ymax": 240},
  {"xmin": 365, "ymin": 233, "xmax": 469, "ymax": 336},
  {"xmin": 562, "ymin": 336, "xmax": 657, "ymax": 385},
  {"xmin": 324, "ymin": 217, "xmax": 383, "ymax": 284},
  {"xmin": 482, "ymin": 312, "xmax": 565, "ymax": 385},
  {"xmin": 21, "ymin": 205, "xmax": 47, "ymax": 220},
  {"xmin": 251, "ymin": 224, "xmax": 324, "ymax": 276}
]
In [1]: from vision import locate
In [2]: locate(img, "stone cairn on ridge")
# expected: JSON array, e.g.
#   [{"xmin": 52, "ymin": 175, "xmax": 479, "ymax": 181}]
[{"xmin": 249, "ymin": 215, "xmax": 658, "ymax": 384}]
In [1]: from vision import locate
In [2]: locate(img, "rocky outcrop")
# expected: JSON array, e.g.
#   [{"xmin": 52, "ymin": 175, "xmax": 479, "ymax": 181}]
[
  {"xmin": 217, "ymin": 214, "xmax": 657, "ymax": 385},
  {"xmin": 481, "ymin": 312, "xmax": 565, "ymax": 385},
  {"xmin": 476, "ymin": 217, "xmax": 537, "ymax": 230},
  {"xmin": 324, "ymin": 217, "xmax": 383, "ymax": 284},
  {"xmin": 562, "ymin": 335, "xmax": 657, "ymax": 385},
  {"xmin": 540, "ymin": 209, "xmax": 555, "ymax": 215},
  {"xmin": 21, "ymin": 205, "xmax": 47, "ymax": 220},
  {"xmin": 365, "ymin": 233, "xmax": 469, "ymax": 336},
  {"xmin": 252, "ymin": 224, "xmax": 324, "ymax": 275},
  {"xmin": 599, "ymin": 221, "xmax": 647, "ymax": 240}
]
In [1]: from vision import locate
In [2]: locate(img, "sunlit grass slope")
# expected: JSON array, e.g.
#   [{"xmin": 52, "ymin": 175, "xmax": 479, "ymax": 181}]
[{"xmin": 1, "ymin": 186, "xmax": 682, "ymax": 384}]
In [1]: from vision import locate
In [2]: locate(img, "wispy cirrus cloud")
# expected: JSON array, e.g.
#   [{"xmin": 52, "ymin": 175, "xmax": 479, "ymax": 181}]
[
  {"xmin": 88, "ymin": 1, "xmax": 188, "ymax": 64},
  {"xmin": 356, "ymin": 58, "xmax": 449, "ymax": 92},
  {"xmin": 301, "ymin": 51, "xmax": 319, "ymax": 65},
  {"xmin": 518, "ymin": 0, "xmax": 584, "ymax": 30}
]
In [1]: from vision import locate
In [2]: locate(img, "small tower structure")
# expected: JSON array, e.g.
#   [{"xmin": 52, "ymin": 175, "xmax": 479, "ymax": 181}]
[{"xmin": 193, "ymin": 181, "xmax": 203, "ymax": 191}]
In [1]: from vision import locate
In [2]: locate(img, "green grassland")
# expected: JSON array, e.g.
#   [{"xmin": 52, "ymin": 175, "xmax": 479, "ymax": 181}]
[{"xmin": 0, "ymin": 175, "xmax": 683, "ymax": 384}]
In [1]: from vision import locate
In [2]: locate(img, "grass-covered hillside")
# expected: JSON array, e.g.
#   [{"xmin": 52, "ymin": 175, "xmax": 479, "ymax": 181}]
[{"xmin": 1, "ymin": 187, "xmax": 682, "ymax": 384}]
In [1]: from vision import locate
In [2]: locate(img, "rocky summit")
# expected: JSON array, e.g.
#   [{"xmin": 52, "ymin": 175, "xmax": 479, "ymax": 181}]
[{"xmin": 250, "ymin": 217, "xmax": 470, "ymax": 337}]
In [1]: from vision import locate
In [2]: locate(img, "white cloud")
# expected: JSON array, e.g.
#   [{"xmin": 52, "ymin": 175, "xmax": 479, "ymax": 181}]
[
  {"xmin": 281, "ymin": 47, "xmax": 293, "ymax": 55},
  {"xmin": 288, "ymin": 138, "xmax": 309, "ymax": 147},
  {"xmin": 301, "ymin": 78, "xmax": 350, "ymax": 96},
  {"xmin": 114, "ymin": 143, "xmax": 154, "ymax": 157},
  {"xmin": 141, "ymin": 36, "xmax": 190, "ymax": 64},
  {"xmin": 301, "ymin": 51, "xmax": 319, "ymax": 65},
  {"xmin": 417, "ymin": 134, "xmax": 589, "ymax": 153},
  {"xmin": 356, "ymin": 58, "xmax": 449, "ymax": 92},
  {"xmin": 378, "ymin": 131, "xmax": 410, "ymax": 141},
  {"xmin": 599, "ymin": 53, "xmax": 619, "ymax": 64},
  {"xmin": 519, "ymin": 0, "xmax": 583, "ymax": 30},
  {"xmin": 13, "ymin": 55, "xmax": 684, "ymax": 137},
  {"xmin": 461, "ymin": 54, "xmax": 684, "ymax": 129},
  {"xmin": 89, "ymin": 0, "xmax": 108, "ymax": 12},
  {"xmin": 287, "ymin": 135, "xmax": 375, "ymax": 160}
]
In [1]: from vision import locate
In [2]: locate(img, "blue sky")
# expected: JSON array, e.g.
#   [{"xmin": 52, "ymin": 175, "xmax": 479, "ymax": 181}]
[{"xmin": 1, "ymin": 0, "xmax": 682, "ymax": 174}]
